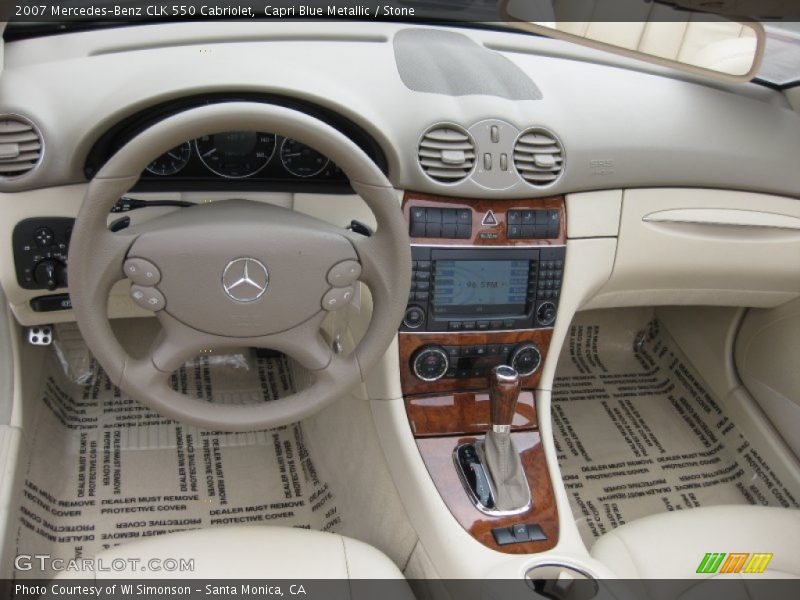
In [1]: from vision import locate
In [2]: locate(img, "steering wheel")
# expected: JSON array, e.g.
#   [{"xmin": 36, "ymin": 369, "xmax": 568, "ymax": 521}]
[{"xmin": 69, "ymin": 103, "xmax": 410, "ymax": 431}]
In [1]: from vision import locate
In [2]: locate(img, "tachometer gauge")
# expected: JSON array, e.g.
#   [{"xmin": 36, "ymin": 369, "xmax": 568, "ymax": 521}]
[
  {"xmin": 195, "ymin": 132, "xmax": 276, "ymax": 178},
  {"xmin": 280, "ymin": 138, "xmax": 330, "ymax": 178},
  {"xmin": 145, "ymin": 142, "xmax": 192, "ymax": 176}
]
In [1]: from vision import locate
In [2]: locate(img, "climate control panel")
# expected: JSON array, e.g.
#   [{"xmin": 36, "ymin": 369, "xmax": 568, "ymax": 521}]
[
  {"xmin": 12, "ymin": 217, "xmax": 74, "ymax": 291},
  {"xmin": 411, "ymin": 342, "xmax": 542, "ymax": 383}
]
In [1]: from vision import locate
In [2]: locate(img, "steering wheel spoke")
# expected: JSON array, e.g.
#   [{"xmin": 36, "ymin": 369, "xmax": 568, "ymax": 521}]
[{"xmin": 260, "ymin": 315, "xmax": 334, "ymax": 372}]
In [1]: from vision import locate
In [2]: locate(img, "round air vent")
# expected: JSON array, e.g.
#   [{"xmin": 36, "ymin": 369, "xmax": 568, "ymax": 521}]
[
  {"xmin": 513, "ymin": 128, "xmax": 564, "ymax": 187},
  {"xmin": 0, "ymin": 115, "xmax": 43, "ymax": 179},
  {"xmin": 418, "ymin": 124, "xmax": 476, "ymax": 184}
]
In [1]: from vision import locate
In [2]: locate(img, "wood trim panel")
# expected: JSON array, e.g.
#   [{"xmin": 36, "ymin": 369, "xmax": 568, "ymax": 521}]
[
  {"xmin": 416, "ymin": 432, "xmax": 559, "ymax": 554},
  {"xmin": 402, "ymin": 191, "xmax": 566, "ymax": 247},
  {"xmin": 399, "ymin": 329, "xmax": 552, "ymax": 396},
  {"xmin": 405, "ymin": 391, "xmax": 537, "ymax": 437}
]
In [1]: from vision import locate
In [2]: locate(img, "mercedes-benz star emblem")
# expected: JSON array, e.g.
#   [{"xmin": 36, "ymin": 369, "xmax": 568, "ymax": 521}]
[{"xmin": 222, "ymin": 258, "xmax": 269, "ymax": 302}]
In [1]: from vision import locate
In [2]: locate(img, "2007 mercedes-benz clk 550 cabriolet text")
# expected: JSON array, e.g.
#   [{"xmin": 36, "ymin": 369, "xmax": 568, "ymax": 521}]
[{"xmin": 0, "ymin": 1, "xmax": 799, "ymax": 598}]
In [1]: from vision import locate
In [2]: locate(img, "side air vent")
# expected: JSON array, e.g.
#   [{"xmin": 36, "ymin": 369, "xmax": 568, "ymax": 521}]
[
  {"xmin": 418, "ymin": 124, "xmax": 476, "ymax": 184},
  {"xmin": 514, "ymin": 128, "xmax": 564, "ymax": 187},
  {"xmin": 0, "ymin": 115, "xmax": 43, "ymax": 179}
]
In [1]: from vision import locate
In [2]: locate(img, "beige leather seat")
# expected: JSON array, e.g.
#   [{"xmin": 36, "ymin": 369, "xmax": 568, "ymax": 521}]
[
  {"xmin": 592, "ymin": 506, "xmax": 800, "ymax": 584},
  {"xmin": 85, "ymin": 526, "xmax": 412, "ymax": 586}
]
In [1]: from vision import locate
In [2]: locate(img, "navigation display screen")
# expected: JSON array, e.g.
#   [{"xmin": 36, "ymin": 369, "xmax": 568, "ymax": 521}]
[{"xmin": 433, "ymin": 260, "xmax": 529, "ymax": 316}]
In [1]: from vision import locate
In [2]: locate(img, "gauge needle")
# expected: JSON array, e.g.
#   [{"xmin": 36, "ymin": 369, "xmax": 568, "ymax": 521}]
[
  {"xmin": 284, "ymin": 153, "xmax": 302, "ymax": 157},
  {"xmin": 168, "ymin": 152, "xmax": 182, "ymax": 159},
  {"xmin": 203, "ymin": 148, "xmax": 217, "ymax": 157}
]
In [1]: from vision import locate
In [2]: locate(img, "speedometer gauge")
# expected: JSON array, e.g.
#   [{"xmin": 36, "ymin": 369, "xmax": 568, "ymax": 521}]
[
  {"xmin": 145, "ymin": 142, "xmax": 192, "ymax": 176},
  {"xmin": 195, "ymin": 132, "xmax": 276, "ymax": 178},
  {"xmin": 280, "ymin": 139, "xmax": 330, "ymax": 178}
]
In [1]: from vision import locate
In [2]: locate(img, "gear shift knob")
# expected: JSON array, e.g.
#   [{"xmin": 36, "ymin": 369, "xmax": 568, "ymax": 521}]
[{"xmin": 489, "ymin": 364, "xmax": 521, "ymax": 433}]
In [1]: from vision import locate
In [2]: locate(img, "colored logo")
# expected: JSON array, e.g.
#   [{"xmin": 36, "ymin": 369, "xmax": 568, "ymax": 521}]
[{"xmin": 696, "ymin": 552, "xmax": 773, "ymax": 574}]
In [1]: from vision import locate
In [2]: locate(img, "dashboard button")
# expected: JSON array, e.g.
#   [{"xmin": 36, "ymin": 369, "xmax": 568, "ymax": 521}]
[
  {"xmin": 327, "ymin": 260, "xmax": 361, "ymax": 287},
  {"xmin": 403, "ymin": 306, "xmax": 425, "ymax": 329},
  {"xmin": 34, "ymin": 227, "xmax": 55, "ymax": 248},
  {"xmin": 442, "ymin": 223, "xmax": 457, "ymax": 238},
  {"xmin": 124, "ymin": 258, "xmax": 161, "ymax": 286},
  {"xmin": 425, "ymin": 222, "xmax": 442, "ymax": 237},
  {"xmin": 449, "ymin": 321, "xmax": 463, "ymax": 331},
  {"xmin": 426, "ymin": 208, "xmax": 442, "ymax": 223},
  {"xmin": 490, "ymin": 320, "xmax": 503, "ymax": 329},
  {"xmin": 477, "ymin": 321, "xmax": 491, "ymax": 330},
  {"xmin": 537, "ymin": 301, "xmax": 557, "ymax": 326},
  {"xmin": 462, "ymin": 321, "xmax": 476, "ymax": 330},
  {"xmin": 410, "ymin": 221, "xmax": 426, "ymax": 237}
]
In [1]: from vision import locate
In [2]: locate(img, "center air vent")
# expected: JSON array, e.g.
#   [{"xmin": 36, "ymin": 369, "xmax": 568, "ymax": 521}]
[
  {"xmin": 0, "ymin": 115, "xmax": 43, "ymax": 179},
  {"xmin": 514, "ymin": 128, "xmax": 564, "ymax": 187},
  {"xmin": 418, "ymin": 125, "xmax": 476, "ymax": 184}
]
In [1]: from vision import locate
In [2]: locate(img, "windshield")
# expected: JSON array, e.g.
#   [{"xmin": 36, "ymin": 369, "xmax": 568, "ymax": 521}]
[
  {"xmin": 760, "ymin": 23, "xmax": 800, "ymax": 86},
  {"xmin": 4, "ymin": 4, "xmax": 800, "ymax": 88}
]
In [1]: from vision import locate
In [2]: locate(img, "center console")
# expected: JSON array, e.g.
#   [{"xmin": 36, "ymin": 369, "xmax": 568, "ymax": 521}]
[{"xmin": 399, "ymin": 191, "xmax": 564, "ymax": 554}]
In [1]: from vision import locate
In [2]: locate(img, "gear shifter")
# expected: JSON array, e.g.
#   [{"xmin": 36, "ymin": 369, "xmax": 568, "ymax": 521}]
[
  {"xmin": 478, "ymin": 365, "xmax": 531, "ymax": 512},
  {"xmin": 454, "ymin": 365, "xmax": 531, "ymax": 514},
  {"xmin": 489, "ymin": 364, "xmax": 521, "ymax": 433}
]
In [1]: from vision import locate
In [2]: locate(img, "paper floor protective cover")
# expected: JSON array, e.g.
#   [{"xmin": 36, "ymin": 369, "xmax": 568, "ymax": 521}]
[
  {"xmin": 552, "ymin": 310, "xmax": 799, "ymax": 548},
  {"xmin": 15, "ymin": 337, "xmax": 341, "ymax": 578}
]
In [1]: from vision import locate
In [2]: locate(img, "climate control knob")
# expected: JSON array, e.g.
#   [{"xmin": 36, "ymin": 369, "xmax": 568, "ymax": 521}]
[
  {"xmin": 509, "ymin": 343, "xmax": 542, "ymax": 377},
  {"xmin": 411, "ymin": 345, "xmax": 450, "ymax": 382}
]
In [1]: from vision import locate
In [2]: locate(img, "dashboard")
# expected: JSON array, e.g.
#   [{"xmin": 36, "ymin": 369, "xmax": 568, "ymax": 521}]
[{"xmin": 2, "ymin": 19, "xmax": 800, "ymax": 571}]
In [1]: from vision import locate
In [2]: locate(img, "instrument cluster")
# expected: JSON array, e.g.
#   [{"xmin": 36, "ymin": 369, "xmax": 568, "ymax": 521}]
[{"xmin": 140, "ymin": 130, "xmax": 344, "ymax": 185}]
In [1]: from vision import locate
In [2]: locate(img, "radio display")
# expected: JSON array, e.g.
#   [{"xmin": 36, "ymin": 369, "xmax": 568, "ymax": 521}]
[{"xmin": 433, "ymin": 260, "xmax": 530, "ymax": 316}]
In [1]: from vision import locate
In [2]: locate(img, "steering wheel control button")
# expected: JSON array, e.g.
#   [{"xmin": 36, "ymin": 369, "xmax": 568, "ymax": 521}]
[
  {"xmin": 222, "ymin": 257, "xmax": 269, "ymax": 302},
  {"xmin": 322, "ymin": 285, "xmax": 355, "ymax": 311},
  {"xmin": 123, "ymin": 258, "xmax": 161, "ymax": 286},
  {"xmin": 130, "ymin": 285, "xmax": 166, "ymax": 312},
  {"xmin": 327, "ymin": 260, "xmax": 361, "ymax": 287}
]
